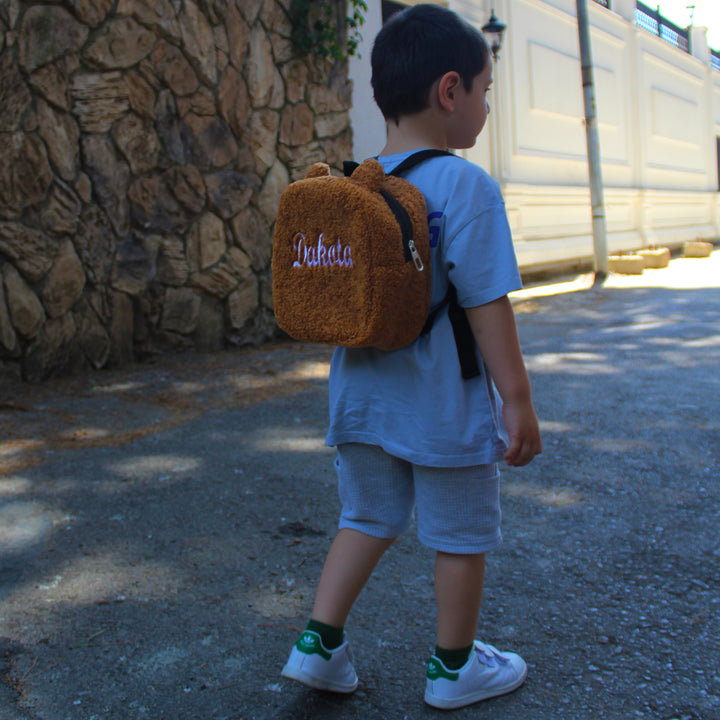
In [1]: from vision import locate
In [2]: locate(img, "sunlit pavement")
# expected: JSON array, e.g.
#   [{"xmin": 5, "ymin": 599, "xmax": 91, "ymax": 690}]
[
  {"xmin": 512, "ymin": 247, "xmax": 720, "ymax": 298},
  {"xmin": 0, "ymin": 249, "xmax": 718, "ymax": 720}
]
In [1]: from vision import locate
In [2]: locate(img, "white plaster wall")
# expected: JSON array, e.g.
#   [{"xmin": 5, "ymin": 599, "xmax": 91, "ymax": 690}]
[
  {"xmin": 348, "ymin": 0, "xmax": 386, "ymax": 161},
  {"xmin": 638, "ymin": 39, "xmax": 711, "ymax": 188},
  {"xmin": 348, "ymin": 0, "xmax": 720, "ymax": 272},
  {"xmin": 498, "ymin": 0, "xmax": 633, "ymax": 187}
]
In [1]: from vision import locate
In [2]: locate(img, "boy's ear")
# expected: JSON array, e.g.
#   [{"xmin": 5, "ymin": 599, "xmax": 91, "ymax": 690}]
[{"xmin": 437, "ymin": 71, "xmax": 462, "ymax": 112}]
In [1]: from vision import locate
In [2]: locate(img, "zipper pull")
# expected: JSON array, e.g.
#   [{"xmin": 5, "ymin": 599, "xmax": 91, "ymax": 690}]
[{"xmin": 407, "ymin": 239, "xmax": 424, "ymax": 271}]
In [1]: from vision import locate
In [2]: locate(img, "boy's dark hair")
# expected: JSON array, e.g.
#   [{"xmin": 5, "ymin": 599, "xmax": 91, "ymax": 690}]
[{"xmin": 371, "ymin": 4, "xmax": 490, "ymax": 123}]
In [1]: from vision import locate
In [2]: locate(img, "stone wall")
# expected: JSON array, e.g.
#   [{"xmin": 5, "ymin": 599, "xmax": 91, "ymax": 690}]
[{"xmin": 0, "ymin": 0, "xmax": 353, "ymax": 382}]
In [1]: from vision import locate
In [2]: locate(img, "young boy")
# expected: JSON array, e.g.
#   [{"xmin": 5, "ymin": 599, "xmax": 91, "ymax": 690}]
[{"xmin": 281, "ymin": 3, "xmax": 542, "ymax": 711}]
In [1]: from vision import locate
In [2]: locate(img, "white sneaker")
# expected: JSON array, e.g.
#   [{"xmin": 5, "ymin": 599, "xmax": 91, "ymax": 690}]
[
  {"xmin": 424, "ymin": 640, "xmax": 527, "ymax": 710},
  {"xmin": 281, "ymin": 630, "xmax": 359, "ymax": 694}
]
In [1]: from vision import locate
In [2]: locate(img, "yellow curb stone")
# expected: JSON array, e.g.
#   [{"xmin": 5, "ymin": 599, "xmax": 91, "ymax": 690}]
[
  {"xmin": 637, "ymin": 247, "xmax": 670, "ymax": 269},
  {"xmin": 608, "ymin": 254, "xmax": 645, "ymax": 275},
  {"xmin": 683, "ymin": 241, "xmax": 714, "ymax": 258}
]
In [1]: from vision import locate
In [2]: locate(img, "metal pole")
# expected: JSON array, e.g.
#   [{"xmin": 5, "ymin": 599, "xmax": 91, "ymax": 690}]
[
  {"xmin": 490, "ymin": 58, "xmax": 502, "ymax": 183},
  {"xmin": 576, "ymin": 0, "xmax": 609, "ymax": 282}
]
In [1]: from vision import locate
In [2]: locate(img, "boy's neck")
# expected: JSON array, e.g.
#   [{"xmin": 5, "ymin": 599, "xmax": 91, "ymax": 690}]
[{"xmin": 379, "ymin": 110, "xmax": 449, "ymax": 156}]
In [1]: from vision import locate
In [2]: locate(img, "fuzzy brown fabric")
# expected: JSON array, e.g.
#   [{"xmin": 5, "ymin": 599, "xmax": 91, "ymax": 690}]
[{"xmin": 272, "ymin": 159, "xmax": 432, "ymax": 351}]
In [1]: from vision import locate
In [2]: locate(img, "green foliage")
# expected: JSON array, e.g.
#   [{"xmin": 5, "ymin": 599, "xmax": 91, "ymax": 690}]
[{"xmin": 290, "ymin": 0, "xmax": 367, "ymax": 60}]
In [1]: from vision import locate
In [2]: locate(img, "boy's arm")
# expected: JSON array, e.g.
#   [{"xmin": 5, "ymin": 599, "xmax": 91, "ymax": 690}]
[{"xmin": 465, "ymin": 295, "xmax": 542, "ymax": 466}]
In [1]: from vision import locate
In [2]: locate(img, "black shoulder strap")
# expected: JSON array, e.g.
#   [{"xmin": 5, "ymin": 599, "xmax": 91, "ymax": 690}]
[
  {"xmin": 393, "ymin": 151, "xmax": 480, "ymax": 380},
  {"xmin": 420, "ymin": 286, "xmax": 480, "ymax": 380},
  {"xmin": 343, "ymin": 150, "xmax": 480, "ymax": 380},
  {"xmin": 388, "ymin": 149, "xmax": 454, "ymax": 177},
  {"xmin": 342, "ymin": 150, "xmax": 453, "ymax": 179},
  {"xmin": 343, "ymin": 160, "xmax": 360, "ymax": 177},
  {"xmin": 446, "ymin": 287, "xmax": 481, "ymax": 380}
]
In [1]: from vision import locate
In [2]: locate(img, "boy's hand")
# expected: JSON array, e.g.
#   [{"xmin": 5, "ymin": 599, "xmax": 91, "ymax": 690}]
[
  {"xmin": 465, "ymin": 296, "xmax": 542, "ymax": 467},
  {"xmin": 502, "ymin": 398, "xmax": 542, "ymax": 466}
]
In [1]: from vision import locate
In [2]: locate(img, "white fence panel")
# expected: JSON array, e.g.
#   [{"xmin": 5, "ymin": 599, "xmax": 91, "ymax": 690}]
[{"xmin": 348, "ymin": 0, "xmax": 719, "ymax": 273}]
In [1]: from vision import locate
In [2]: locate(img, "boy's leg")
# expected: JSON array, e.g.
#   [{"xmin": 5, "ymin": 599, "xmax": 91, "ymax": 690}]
[
  {"xmin": 312, "ymin": 443, "xmax": 413, "ymax": 626},
  {"xmin": 427, "ymin": 550, "xmax": 527, "ymax": 709},
  {"xmin": 281, "ymin": 528, "xmax": 393, "ymax": 693},
  {"xmin": 312, "ymin": 528, "xmax": 395, "ymax": 627},
  {"xmin": 282, "ymin": 444, "xmax": 412, "ymax": 693},
  {"xmin": 414, "ymin": 463, "xmax": 527, "ymax": 709},
  {"xmin": 434, "ymin": 551, "xmax": 485, "ymax": 650},
  {"xmin": 414, "ymin": 462, "xmax": 498, "ymax": 651}
]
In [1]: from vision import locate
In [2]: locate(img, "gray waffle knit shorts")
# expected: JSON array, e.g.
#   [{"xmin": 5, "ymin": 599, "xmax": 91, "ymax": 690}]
[{"xmin": 335, "ymin": 442, "xmax": 502, "ymax": 554}]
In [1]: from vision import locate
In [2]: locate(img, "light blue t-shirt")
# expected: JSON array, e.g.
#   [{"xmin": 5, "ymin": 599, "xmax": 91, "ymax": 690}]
[{"xmin": 325, "ymin": 151, "xmax": 523, "ymax": 467}]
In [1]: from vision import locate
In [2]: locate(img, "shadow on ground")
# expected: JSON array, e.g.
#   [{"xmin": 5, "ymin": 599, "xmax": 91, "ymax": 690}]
[{"xmin": 1, "ymin": 284, "xmax": 719, "ymax": 720}]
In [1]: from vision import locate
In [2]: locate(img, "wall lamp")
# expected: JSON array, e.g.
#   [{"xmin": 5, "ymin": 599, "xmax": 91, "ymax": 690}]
[{"xmin": 482, "ymin": 9, "xmax": 507, "ymax": 61}]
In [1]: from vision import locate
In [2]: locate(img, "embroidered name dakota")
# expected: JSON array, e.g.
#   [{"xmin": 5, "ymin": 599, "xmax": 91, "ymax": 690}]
[{"xmin": 292, "ymin": 232, "xmax": 353, "ymax": 269}]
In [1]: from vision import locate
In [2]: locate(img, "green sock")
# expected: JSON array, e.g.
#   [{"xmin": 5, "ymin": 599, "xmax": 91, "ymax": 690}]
[
  {"xmin": 306, "ymin": 619, "xmax": 344, "ymax": 650},
  {"xmin": 435, "ymin": 644, "xmax": 473, "ymax": 671}
]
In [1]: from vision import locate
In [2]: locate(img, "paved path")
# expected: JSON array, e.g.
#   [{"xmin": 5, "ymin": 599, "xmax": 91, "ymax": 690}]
[{"xmin": 1, "ymin": 251, "xmax": 719, "ymax": 720}]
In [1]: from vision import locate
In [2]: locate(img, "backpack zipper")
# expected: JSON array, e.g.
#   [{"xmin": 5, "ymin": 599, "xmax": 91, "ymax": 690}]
[
  {"xmin": 407, "ymin": 239, "xmax": 424, "ymax": 270},
  {"xmin": 378, "ymin": 189, "xmax": 423, "ymax": 270}
]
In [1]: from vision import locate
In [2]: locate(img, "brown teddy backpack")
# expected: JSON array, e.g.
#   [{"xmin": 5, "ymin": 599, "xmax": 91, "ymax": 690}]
[{"xmin": 272, "ymin": 150, "xmax": 480, "ymax": 377}]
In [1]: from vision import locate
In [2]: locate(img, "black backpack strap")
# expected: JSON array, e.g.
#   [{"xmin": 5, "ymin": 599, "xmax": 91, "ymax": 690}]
[
  {"xmin": 343, "ymin": 150, "xmax": 452, "ymax": 178},
  {"xmin": 390, "ymin": 152, "xmax": 480, "ymax": 380},
  {"xmin": 345, "ymin": 151, "xmax": 480, "ymax": 380},
  {"xmin": 421, "ymin": 286, "xmax": 480, "ymax": 380},
  {"xmin": 387, "ymin": 149, "xmax": 454, "ymax": 177},
  {"xmin": 446, "ymin": 286, "xmax": 481, "ymax": 380},
  {"xmin": 421, "ymin": 297, "xmax": 449, "ymax": 335},
  {"xmin": 343, "ymin": 160, "xmax": 360, "ymax": 177}
]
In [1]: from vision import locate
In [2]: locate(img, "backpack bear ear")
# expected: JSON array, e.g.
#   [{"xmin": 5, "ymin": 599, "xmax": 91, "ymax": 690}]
[
  {"xmin": 305, "ymin": 162, "xmax": 331, "ymax": 179},
  {"xmin": 349, "ymin": 158, "xmax": 385, "ymax": 192}
]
